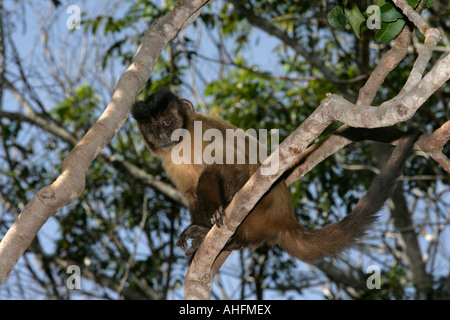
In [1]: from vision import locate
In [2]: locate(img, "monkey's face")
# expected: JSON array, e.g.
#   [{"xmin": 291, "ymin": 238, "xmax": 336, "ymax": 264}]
[
  {"xmin": 137, "ymin": 107, "xmax": 185, "ymax": 152},
  {"xmin": 132, "ymin": 88, "xmax": 195, "ymax": 154}
]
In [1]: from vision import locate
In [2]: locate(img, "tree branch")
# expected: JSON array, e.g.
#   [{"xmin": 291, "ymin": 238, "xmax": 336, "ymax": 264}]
[
  {"xmin": 285, "ymin": 0, "xmax": 447, "ymax": 186},
  {"xmin": 226, "ymin": 0, "xmax": 342, "ymax": 84},
  {"xmin": 0, "ymin": 107, "xmax": 185, "ymax": 205},
  {"xmin": 373, "ymin": 139, "xmax": 433, "ymax": 297},
  {"xmin": 284, "ymin": 127, "xmax": 406, "ymax": 186},
  {"xmin": 0, "ymin": 0, "xmax": 210, "ymax": 285},
  {"xmin": 416, "ymin": 120, "xmax": 450, "ymax": 172},
  {"xmin": 184, "ymin": 38, "xmax": 450, "ymax": 299},
  {"xmin": 357, "ymin": 26, "xmax": 413, "ymax": 106},
  {"xmin": 390, "ymin": 182, "xmax": 433, "ymax": 296},
  {"xmin": 286, "ymin": 23, "xmax": 414, "ymax": 186}
]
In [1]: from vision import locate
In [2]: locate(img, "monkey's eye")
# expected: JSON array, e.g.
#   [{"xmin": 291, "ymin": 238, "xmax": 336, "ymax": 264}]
[
  {"xmin": 149, "ymin": 124, "xmax": 158, "ymax": 131},
  {"xmin": 163, "ymin": 119, "xmax": 171, "ymax": 126}
]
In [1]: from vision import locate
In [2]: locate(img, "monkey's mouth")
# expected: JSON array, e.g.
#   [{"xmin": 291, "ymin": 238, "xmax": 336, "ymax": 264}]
[{"xmin": 158, "ymin": 141, "xmax": 178, "ymax": 150}]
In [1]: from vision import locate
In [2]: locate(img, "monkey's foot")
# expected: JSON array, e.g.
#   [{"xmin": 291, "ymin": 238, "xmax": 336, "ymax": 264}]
[
  {"xmin": 176, "ymin": 225, "xmax": 209, "ymax": 256},
  {"xmin": 211, "ymin": 206, "xmax": 226, "ymax": 228}
]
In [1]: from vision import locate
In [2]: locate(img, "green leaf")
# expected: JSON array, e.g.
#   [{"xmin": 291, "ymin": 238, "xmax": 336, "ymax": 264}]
[
  {"xmin": 344, "ymin": 1, "xmax": 365, "ymax": 39},
  {"xmin": 372, "ymin": 0, "xmax": 386, "ymax": 7},
  {"xmin": 425, "ymin": 0, "xmax": 435, "ymax": 9},
  {"xmin": 379, "ymin": 0, "xmax": 421, "ymax": 24},
  {"xmin": 406, "ymin": 0, "xmax": 420, "ymax": 8},
  {"xmin": 380, "ymin": 2, "xmax": 403, "ymax": 22},
  {"xmin": 328, "ymin": 5, "xmax": 346, "ymax": 30},
  {"xmin": 374, "ymin": 19, "xmax": 406, "ymax": 42}
]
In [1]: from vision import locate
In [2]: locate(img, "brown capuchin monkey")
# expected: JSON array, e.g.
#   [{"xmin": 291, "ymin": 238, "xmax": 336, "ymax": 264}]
[{"xmin": 131, "ymin": 87, "xmax": 418, "ymax": 262}]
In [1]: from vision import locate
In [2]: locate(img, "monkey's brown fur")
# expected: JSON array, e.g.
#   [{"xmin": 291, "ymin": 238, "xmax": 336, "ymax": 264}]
[{"xmin": 132, "ymin": 88, "xmax": 417, "ymax": 262}]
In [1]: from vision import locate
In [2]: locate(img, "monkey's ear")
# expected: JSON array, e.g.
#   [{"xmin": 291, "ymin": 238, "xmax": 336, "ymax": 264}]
[
  {"xmin": 131, "ymin": 101, "xmax": 148, "ymax": 121},
  {"xmin": 180, "ymin": 99, "xmax": 195, "ymax": 116}
]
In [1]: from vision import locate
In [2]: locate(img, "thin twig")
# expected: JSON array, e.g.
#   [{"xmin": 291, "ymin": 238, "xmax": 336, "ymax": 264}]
[{"xmin": 117, "ymin": 193, "xmax": 149, "ymax": 296}]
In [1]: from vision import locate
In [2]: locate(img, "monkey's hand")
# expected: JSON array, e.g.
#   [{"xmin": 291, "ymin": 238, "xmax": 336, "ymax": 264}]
[
  {"xmin": 176, "ymin": 225, "xmax": 209, "ymax": 256},
  {"xmin": 210, "ymin": 206, "xmax": 226, "ymax": 228}
]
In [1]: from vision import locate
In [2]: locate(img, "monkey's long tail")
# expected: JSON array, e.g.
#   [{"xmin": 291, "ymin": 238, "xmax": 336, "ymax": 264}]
[{"xmin": 280, "ymin": 131, "xmax": 419, "ymax": 262}]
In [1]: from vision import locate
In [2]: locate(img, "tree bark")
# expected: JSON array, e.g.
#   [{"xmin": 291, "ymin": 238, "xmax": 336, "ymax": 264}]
[
  {"xmin": 0, "ymin": 0, "xmax": 211, "ymax": 285},
  {"xmin": 184, "ymin": 3, "xmax": 450, "ymax": 297}
]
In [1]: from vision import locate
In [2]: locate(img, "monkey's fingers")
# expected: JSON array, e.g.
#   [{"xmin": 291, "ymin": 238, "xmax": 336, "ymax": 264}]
[
  {"xmin": 211, "ymin": 206, "xmax": 226, "ymax": 228},
  {"xmin": 176, "ymin": 236, "xmax": 194, "ymax": 255},
  {"xmin": 176, "ymin": 236, "xmax": 188, "ymax": 249},
  {"xmin": 177, "ymin": 225, "xmax": 209, "ymax": 254},
  {"xmin": 185, "ymin": 242, "xmax": 203, "ymax": 256}
]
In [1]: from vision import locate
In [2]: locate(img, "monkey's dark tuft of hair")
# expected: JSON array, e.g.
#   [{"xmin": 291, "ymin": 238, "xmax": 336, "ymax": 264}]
[{"xmin": 131, "ymin": 87, "xmax": 178, "ymax": 121}]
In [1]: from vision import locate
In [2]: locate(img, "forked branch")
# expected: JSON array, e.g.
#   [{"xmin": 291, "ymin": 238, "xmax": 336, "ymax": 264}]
[
  {"xmin": 184, "ymin": 2, "xmax": 450, "ymax": 299},
  {"xmin": 0, "ymin": 0, "xmax": 211, "ymax": 285}
]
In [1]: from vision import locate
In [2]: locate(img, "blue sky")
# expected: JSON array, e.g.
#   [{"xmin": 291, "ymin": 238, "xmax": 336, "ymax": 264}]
[{"xmin": 1, "ymin": 0, "xmax": 449, "ymax": 300}]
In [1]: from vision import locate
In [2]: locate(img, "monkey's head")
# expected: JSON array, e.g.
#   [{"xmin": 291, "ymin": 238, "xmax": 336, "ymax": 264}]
[{"xmin": 131, "ymin": 87, "xmax": 195, "ymax": 153}]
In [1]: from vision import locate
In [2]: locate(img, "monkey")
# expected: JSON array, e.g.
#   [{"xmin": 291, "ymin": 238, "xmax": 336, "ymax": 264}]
[{"xmin": 131, "ymin": 87, "xmax": 418, "ymax": 262}]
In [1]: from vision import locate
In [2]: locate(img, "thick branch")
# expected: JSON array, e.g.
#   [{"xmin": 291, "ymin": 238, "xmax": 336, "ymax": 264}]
[
  {"xmin": 185, "ymin": 46, "xmax": 450, "ymax": 298},
  {"xmin": 284, "ymin": 127, "xmax": 406, "ymax": 186},
  {"xmin": 285, "ymin": 51, "xmax": 450, "ymax": 185},
  {"xmin": 0, "ymin": 0, "xmax": 209, "ymax": 285},
  {"xmin": 288, "ymin": 1, "xmax": 437, "ymax": 186},
  {"xmin": 286, "ymin": 24, "xmax": 414, "ymax": 186},
  {"xmin": 416, "ymin": 120, "xmax": 450, "ymax": 172},
  {"xmin": 185, "ymin": 97, "xmax": 332, "ymax": 299},
  {"xmin": 185, "ymin": 1, "xmax": 449, "ymax": 299},
  {"xmin": 400, "ymin": 29, "xmax": 441, "ymax": 94},
  {"xmin": 0, "ymin": 109, "xmax": 185, "ymax": 205},
  {"xmin": 357, "ymin": 26, "xmax": 413, "ymax": 106},
  {"xmin": 392, "ymin": 0, "xmax": 437, "ymax": 36}
]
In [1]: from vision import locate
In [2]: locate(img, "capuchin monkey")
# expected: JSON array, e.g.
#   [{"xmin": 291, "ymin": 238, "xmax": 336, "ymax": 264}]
[{"xmin": 131, "ymin": 87, "xmax": 417, "ymax": 262}]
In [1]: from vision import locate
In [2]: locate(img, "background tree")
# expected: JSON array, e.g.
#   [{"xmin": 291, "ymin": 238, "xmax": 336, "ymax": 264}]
[{"xmin": 0, "ymin": 0, "xmax": 448, "ymax": 299}]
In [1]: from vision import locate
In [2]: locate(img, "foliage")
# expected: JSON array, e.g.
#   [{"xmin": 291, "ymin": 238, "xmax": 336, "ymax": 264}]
[
  {"xmin": 327, "ymin": 0, "xmax": 434, "ymax": 41},
  {"xmin": 0, "ymin": 0, "xmax": 448, "ymax": 300}
]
